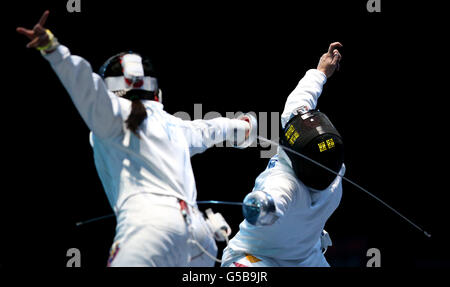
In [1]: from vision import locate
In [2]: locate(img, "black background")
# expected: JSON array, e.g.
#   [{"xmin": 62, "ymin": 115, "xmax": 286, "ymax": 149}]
[{"xmin": 3, "ymin": 0, "xmax": 448, "ymax": 272}]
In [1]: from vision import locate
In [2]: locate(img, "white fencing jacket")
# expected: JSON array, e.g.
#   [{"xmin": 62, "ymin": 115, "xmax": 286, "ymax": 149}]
[
  {"xmin": 43, "ymin": 45, "xmax": 249, "ymax": 213},
  {"xmin": 226, "ymin": 69, "xmax": 345, "ymax": 266}
]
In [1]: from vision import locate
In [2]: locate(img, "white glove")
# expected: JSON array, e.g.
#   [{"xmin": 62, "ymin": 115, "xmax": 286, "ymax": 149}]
[{"xmin": 233, "ymin": 113, "xmax": 258, "ymax": 149}]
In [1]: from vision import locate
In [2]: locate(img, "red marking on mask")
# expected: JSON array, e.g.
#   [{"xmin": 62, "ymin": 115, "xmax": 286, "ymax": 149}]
[{"xmin": 124, "ymin": 77, "xmax": 144, "ymax": 88}]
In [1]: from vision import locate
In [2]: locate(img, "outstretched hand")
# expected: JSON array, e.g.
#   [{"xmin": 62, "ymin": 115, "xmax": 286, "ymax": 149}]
[
  {"xmin": 317, "ymin": 42, "xmax": 343, "ymax": 78},
  {"xmin": 16, "ymin": 10, "xmax": 51, "ymax": 49}
]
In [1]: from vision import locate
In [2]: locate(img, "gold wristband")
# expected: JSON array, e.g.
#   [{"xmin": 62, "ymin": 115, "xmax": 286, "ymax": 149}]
[
  {"xmin": 36, "ymin": 29, "xmax": 55, "ymax": 51},
  {"xmin": 38, "ymin": 29, "xmax": 60, "ymax": 55}
]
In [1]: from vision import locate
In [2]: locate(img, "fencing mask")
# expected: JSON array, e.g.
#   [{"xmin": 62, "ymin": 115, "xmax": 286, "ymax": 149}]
[
  {"xmin": 280, "ymin": 106, "xmax": 344, "ymax": 190},
  {"xmin": 98, "ymin": 52, "xmax": 161, "ymax": 102}
]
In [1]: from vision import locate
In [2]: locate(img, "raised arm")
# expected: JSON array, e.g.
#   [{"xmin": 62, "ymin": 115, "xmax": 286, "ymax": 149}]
[
  {"xmin": 281, "ymin": 42, "xmax": 342, "ymax": 128},
  {"xmin": 17, "ymin": 11, "xmax": 123, "ymax": 139}
]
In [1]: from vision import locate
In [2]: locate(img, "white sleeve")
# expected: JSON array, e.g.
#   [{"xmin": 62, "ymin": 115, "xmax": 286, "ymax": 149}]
[
  {"xmin": 257, "ymin": 173, "xmax": 299, "ymax": 219},
  {"xmin": 180, "ymin": 117, "xmax": 249, "ymax": 157},
  {"xmin": 43, "ymin": 45, "xmax": 123, "ymax": 139},
  {"xmin": 281, "ymin": 69, "xmax": 327, "ymax": 128}
]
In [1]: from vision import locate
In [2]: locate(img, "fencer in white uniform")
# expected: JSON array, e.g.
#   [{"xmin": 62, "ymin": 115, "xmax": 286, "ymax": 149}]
[
  {"xmin": 222, "ymin": 43, "xmax": 344, "ymax": 267},
  {"xmin": 17, "ymin": 12, "xmax": 256, "ymax": 267},
  {"xmin": 47, "ymin": 46, "xmax": 255, "ymax": 266}
]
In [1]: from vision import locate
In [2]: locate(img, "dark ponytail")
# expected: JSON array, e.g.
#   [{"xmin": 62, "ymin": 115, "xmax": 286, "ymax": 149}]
[
  {"xmin": 125, "ymin": 98, "xmax": 147, "ymax": 137},
  {"xmin": 118, "ymin": 89, "xmax": 157, "ymax": 137}
]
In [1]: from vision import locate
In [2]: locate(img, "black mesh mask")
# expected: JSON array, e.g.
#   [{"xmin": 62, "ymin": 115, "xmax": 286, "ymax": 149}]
[{"xmin": 280, "ymin": 108, "xmax": 344, "ymax": 190}]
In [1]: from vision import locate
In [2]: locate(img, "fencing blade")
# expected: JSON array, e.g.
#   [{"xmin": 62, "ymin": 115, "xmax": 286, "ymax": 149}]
[{"xmin": 258, "ymin": 135, "xmax": 431, "ymax": 238}]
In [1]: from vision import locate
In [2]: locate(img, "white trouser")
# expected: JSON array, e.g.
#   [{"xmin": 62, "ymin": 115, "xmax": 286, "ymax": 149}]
[{"xmin": 107, "ymin": 193, "xmax": 217, "ymax": 267}]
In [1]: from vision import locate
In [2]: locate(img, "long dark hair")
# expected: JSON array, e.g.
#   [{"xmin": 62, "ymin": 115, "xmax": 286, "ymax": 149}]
[{"xmin": 116, "ymin": 89, "xmax": 159, "ymax": 137}]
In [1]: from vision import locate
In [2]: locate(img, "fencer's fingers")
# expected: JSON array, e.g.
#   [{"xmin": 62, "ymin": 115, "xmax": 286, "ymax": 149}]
[
  {"xmin": 333, "ymin": 49, "xmax": 341, "ymax": 59},
  {"xmin": 38, "ymin": 10, "xmax": 50, "ymax": 27},
  {"xmin": 34, "ymin": 24, "xmax": 46, "ymax": 36},
  {"xmin": 16, "ymin": 27, "xmax": 35, "ymax": 39},
  {"xmin": 334, "ymin": 49, "xmax": 342, "ymax": 59},
  {"xmin": 26, "ymin": 37, "xmax": 41, "ymax": 48},
  {"xmin": 327, "ymin": 42, "xmax": 343, "ymax": 54},
  {"xmin": 331, "ymin": 52, "xmax": 341, "ymax": 66}
]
